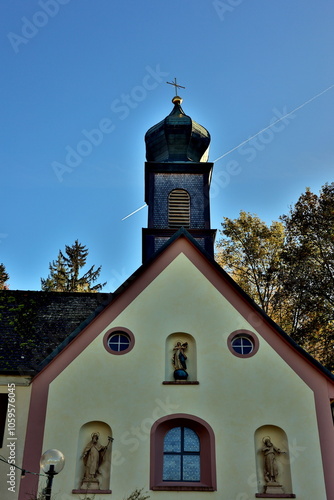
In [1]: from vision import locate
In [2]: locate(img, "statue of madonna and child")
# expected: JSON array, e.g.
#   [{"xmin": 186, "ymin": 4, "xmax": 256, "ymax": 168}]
[{"xmin": 172, "ymin": 341, "xmax": 188, "ymax": 380}]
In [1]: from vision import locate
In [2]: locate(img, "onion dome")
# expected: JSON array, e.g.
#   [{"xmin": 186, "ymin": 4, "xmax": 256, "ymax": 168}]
[{"xmin": 145, "ymin": 96, "xmax": 210, "ymax": 162}]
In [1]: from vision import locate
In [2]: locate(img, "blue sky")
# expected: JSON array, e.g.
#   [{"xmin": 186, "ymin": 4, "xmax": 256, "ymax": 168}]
[{"xmin": 1, "ymin": 0, "xmax": 334, "ymax": 292}]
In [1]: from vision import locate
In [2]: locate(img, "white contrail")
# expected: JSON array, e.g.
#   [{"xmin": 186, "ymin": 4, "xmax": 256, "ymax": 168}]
[
  {"xmin": 122, "ymin": 83, "xmax": 334, "ymax": 221},
  {"xmin": 121, "ymin": 204, "xmax": 147, "ymax": 221},
  {"xmin": 213, "ymin": 83, "xmax": 334, "ymax": 163}
]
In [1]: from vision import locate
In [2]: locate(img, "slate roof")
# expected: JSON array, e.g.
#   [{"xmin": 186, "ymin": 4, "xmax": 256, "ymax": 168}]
[{"xmin": 0, "ymin": 290, "xmax": 112, "ymax": 374}]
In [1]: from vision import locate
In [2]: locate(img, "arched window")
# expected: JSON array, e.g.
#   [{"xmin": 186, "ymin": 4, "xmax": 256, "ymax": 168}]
[
  {"xmin": 150, "ymin": 414, "xmax": 216, "ymax": 491},
  {"xmin": 163, "ymin": 427, "xmax": 200, "ymax": 481},
  {"xmin": 168, "ymin": 189, "xmax": 190, "ymax": 228}
]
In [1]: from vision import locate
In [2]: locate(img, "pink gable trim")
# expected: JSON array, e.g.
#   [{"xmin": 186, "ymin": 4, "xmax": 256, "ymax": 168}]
[{"xmin": 19, "ymin": 235, "xmax": 334, "ymax": 499}]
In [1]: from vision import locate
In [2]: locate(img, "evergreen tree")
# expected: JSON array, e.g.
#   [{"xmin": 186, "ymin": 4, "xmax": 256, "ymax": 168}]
[
  {"xmin": 0, "ymin": 263, "xmax": 9, "ymax": 290},
  {"xmin": 41, "ymin": 253, "xmax": 67, "ymax": 292},
  {"xmin": 41, "ymin": 240, "xmax": 106, "ymax": 292}
]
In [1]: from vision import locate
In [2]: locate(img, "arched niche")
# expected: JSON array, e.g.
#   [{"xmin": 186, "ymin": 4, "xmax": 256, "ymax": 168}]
[
  {"xmin": 74, "ymin": 421, "xmax": 112, "ymax": 493},
  {"xmin": 165, "ymin": 333, "xmax": 197, "ymax": 382},
  {"xmin": 254, "ymin": 425, "xmax": 294, "ymax": 497}
]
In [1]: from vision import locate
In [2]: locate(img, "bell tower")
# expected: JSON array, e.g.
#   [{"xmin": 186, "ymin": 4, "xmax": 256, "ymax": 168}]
[{"xmin": 142, "ymin": 93, "xmax": 216, "ymax": 262}]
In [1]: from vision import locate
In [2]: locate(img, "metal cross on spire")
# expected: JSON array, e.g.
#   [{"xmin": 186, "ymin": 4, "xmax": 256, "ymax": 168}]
[{"xmin": 166, "ymin": 77, "xmax": 186, "ymax": 96}]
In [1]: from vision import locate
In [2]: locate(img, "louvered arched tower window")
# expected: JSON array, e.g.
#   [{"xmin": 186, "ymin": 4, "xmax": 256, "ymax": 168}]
[{"xmin": 168, "ymin": 189, "xmax": 190, "ymax": 229}]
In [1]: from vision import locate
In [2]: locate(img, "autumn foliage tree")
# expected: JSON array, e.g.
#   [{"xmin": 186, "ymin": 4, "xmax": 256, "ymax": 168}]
[
  {"xmin": 216, "ymin": 211, "xmax": 285, "ymax": 318},
  {"xmin": 41, "ymin": 240, "xmax": 106, "ymax": 292},
  {"xmin": 215, "ymin": 183, "xmax": 334, "ymax": 371},
  {"xmin": 279, "ymin": 184, "xmax": 334, "ymax": 370}
]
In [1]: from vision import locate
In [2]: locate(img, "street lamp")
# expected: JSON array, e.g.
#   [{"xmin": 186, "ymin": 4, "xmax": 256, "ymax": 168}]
[{"xmin": 40, "ymin": 449, "xmax": 65, "ymax": 500}]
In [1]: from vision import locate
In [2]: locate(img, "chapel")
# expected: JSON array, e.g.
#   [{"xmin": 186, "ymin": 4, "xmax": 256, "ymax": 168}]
[{"xmin": 0, "ymin": 92, "xmax": 334, "ymax": 500}]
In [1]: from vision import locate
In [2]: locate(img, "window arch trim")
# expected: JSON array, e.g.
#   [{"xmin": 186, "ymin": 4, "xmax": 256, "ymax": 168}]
[{"xmin": 150, "ymin": 413, "xmax": 216, "ymax": 491}]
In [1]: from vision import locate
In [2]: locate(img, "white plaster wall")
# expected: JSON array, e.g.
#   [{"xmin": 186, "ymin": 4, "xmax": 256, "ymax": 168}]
[
  {"xmin": 40, "ymin": 253, "xmax": 327, "ymax": 500},
  {"xmin": 0, "ymin": 377, "xmax": 31, "ymax": 500}
]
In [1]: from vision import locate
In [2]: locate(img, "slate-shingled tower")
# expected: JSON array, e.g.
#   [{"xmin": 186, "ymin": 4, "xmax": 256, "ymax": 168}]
[{"xmin": 142, "ymin": 95, "xmax": 216, "ymax": 262}]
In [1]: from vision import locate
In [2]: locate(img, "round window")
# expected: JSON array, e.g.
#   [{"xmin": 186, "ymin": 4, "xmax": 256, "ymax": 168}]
[
  {"xmin": 103, "ymin": 328, "xmax": 135, "ymax": 355},
  {"xmin": 227, "ymin": 330, "xmax": 259, "ymax": 358},
  {"xmin": 108, "ymin": 333, "xmax": 130, "ymax": 352},
  {"xmin": 231, "ymin": 336, "xmax": 254, "ymax": 355}
]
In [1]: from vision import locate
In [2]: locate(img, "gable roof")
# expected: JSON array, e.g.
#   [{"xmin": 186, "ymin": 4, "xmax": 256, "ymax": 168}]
[{"xmin": 1, "ymin": 228, "xmax": 333, "ymax": 383}]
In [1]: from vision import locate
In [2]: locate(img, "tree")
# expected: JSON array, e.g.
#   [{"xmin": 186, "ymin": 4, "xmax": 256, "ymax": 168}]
[
  {"xmin": 279, "ymin": 184, "xmax": 334, "ymax": 370},
  {"xmin": 215, "ymin": 184, "xmax": 334, "ymax": 371},
  {"xmin": 41, "ymin": 240, "xmax": 106, "ymax": 292},
  {"xmin": 215, "ymin": 211, "xmax": 286, "ymax": 317},
  {"xmin": 0, "ymin": 263, "xmax": 9, "ymax": 290}
]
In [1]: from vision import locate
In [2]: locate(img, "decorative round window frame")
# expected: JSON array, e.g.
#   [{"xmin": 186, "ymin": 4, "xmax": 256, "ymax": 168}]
[
  {"xmin": 103, "ymin": 327, "xmax": 135, "ymax": 355},
  {"xmin": 227, "ymin": 330, "xmax": 259, "ymax": 358}
]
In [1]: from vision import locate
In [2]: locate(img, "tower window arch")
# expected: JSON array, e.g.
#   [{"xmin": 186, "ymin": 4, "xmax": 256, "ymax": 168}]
[{"xmin": 168, "ymin": 189, "xmax": 190, "ymax": 228}]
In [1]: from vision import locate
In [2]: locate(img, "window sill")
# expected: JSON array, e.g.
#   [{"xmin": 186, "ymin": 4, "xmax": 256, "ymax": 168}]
[
  {"xmin": 162, "ymin": 381, "xmax": 199, "ymax": 385},
  {"xmin": 72, "ymin": 489, "xmax": 112, "ymax": 494},
  {"xmin": 255, "ymin": 494, "xmax": 296, "ymax": 498},
  {"xmin": 152, "ymin": 485, "xmax": 214, "ymax": 491}
]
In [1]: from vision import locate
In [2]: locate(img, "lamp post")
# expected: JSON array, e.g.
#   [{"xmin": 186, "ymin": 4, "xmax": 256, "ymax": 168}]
[{"xmin": 40, "ymin": 449, "xmax": 65, "ymax": 500}]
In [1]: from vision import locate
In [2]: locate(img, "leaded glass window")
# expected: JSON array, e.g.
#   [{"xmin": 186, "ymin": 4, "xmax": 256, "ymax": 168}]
[{"xmin": 163, "ymin": 427, "xmax": 200, "ymax": 482}]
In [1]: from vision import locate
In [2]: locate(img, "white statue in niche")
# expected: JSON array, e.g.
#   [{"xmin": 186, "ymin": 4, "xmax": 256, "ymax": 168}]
[
  {"xmin": 261, "ymin": 436, "xmax": 287, "ymax": 494},
  {"xmin": 81, "ymin": 432, "xmax": 112, "ymax": 489}
]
